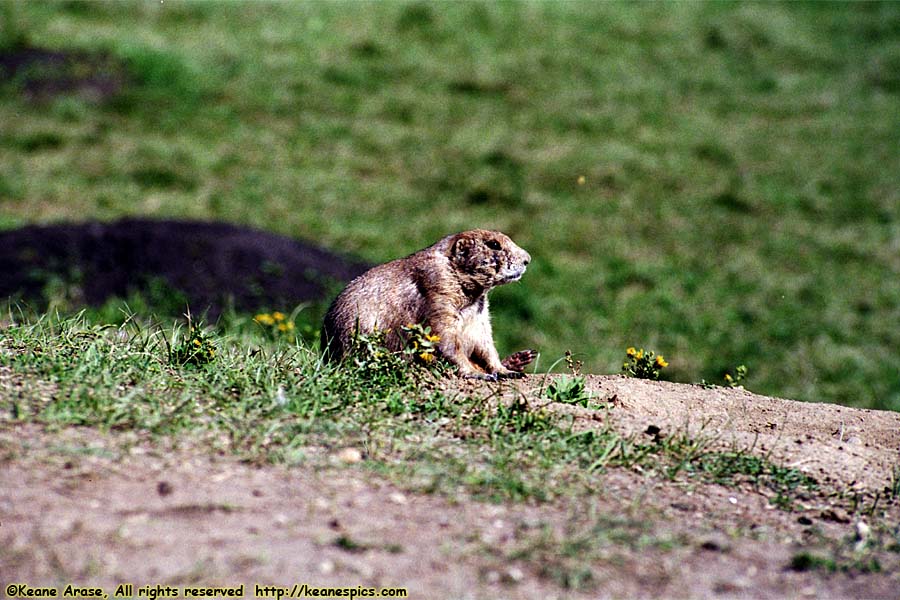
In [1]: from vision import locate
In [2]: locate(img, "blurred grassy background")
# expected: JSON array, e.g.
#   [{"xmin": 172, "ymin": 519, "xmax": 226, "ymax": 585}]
[{"xmin": 1, "ymin": 1, "xmax": 898, "ymax": 410}]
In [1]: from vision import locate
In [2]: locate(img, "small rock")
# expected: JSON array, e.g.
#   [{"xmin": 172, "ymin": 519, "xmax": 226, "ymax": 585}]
[
  {"xmin": 856, "ymin": 521, "xmax": 870, "ymax": 540},
  {"xmin": 485, "ymin": 570, "xmax": 501, "ymax": 584},
  {"xmin": 797, "ymin": 516, "xmax": 813, "ymax": 526},
  {"xmin": 389, "ymin": 492, "xmax": 408, "ymax": 505},
  {"xmin": 505, "ymin": 567, "xmax": 525, "ymax": 583},
  {"xmin": 274, "ymin": 385, "xmax": 288, "ymax": 407},
  {"xmin": 319, "ymin": 559, "xmax": 335, "ymax": 575},
  {"xmin": 157, "ymin": 481, "xmax": 173, "ymax": 496},
  {"xmin": 337, "ymin": 448, "xmax": 363, "ymax": 464},
  {"xmin": 728, "ymin": 496, "xmax": 738, "ymax": 505}
]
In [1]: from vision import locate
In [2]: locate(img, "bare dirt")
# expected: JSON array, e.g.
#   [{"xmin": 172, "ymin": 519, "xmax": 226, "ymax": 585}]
[{"xmin": 2, "ymin": 376, "xmax": 899, "ymax": 599}]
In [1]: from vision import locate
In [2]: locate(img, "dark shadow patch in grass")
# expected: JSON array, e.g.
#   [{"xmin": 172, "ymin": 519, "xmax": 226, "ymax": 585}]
[
  {"xmin": 0, "ymin": 42, "xmax": 218, "ymax": 125},
  {"xmin": 464, "ymin": 150, "xmax": 526, "ymax": 207},
  {"xmin": 0, "ymin": 45, "xmax": 126, "ymax": 102},
  {"xmin": 693, "ymin": 143, "xmax": 735, "ymax": 167},
  {"xmin": 350, "ymin": 40, "xmax": 385, "ymax": 59},
  {"xmin": 466, "ymin": 186, "xmax": 519, "ymax": 207},
  {"xmin": 130, "ymin": 167, "xmax": 197, "ymax": 191},
  {"xmin": 711, "ymin": 190, "xmax": 754, "ymax": 214},
  {"xmin": 2, "ymin": 131, "xmax": 65, "ymax": 152},
  {"xmin": 866, "ymin": 51, "xmax": 900, "ymax": 93},
  {"xmin": 107, "ymin": 45, "xmax": 213, "ymax": 120},
  {"xmin": 447, "ymin": 78, "xmax": 510, "ymax": 97},
  {"xmin": 396, "ymin": 3, "xmax": 435, "ymax": 33}
]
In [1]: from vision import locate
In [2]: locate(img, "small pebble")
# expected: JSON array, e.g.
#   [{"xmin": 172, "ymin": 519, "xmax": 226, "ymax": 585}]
[{"xmin": 337, "ymin": 448, "xmax": 363, "ymax": 464}]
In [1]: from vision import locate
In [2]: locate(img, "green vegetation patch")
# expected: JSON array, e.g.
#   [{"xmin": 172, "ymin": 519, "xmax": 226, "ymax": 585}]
[
  {"xmin": 1, "ymin": 310, "xmax": 820, "ymax": 512},
  {"xmin": 1, "ymin": 2, "xmax": 897, "ymax": 409}
]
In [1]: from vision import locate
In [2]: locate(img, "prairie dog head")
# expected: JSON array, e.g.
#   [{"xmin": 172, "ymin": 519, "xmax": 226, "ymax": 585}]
[{"xmin": 449, "ymin": 229, "xmax": 531, "ymax": 291}]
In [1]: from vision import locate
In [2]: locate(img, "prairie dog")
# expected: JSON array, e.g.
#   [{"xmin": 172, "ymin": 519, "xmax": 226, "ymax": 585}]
[{"xmin": 321, "ymin": 229, "xmax": 535, "ymax": 379}]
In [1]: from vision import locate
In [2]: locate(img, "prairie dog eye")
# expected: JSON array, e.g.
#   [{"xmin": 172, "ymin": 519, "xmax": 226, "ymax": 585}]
[{"xmin": 485, "ymin": 239, "xmax": 501, "ymax": 251}]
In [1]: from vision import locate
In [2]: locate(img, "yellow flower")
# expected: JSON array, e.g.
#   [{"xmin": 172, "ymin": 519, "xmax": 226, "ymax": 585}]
[
  {"xmin": 272, "ymin": 311, "xmax": 285, "ymax": 322},
  {"xmin": 193, "ymin": 339, "xmax": 201, "ymax": 346},
  {"xmin": 286, "ymin": 322, "xmax": 295, "ymax": 330},
  {"xmin": 724, "ymin": 373, "xmax": 733, "ymax": 382},
  {"xmin": 635, "ymin": 349, "xmax": 644, "ymax": 360},
  {"xmin": 577, "ymin": 175, "xmax": 586, "ymax": 185},
  {"xmin": 419, "ymin": 352, "xmax": 435, "ymax": 363},
  {"xmin": 655, "ymin": 355, "xmax": 668, "ymax": 368},
  {"xmin": 626, "ymin": 347, "xmax": 636, "ymax": 357},
  {"xmin": 426, "ymin": 333, "xmax": 441, "ymax": 343},
  {"xmin": 255, "ymin": 313, "xmax": 274, "ymax": 325},
  {"xmin": 278, "ymin": 323, "xmax": 288, "ymax": 332}
]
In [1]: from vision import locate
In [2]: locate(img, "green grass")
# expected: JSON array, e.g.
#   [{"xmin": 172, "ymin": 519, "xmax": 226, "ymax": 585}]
[
  {"xmin": 0, "ymin": 309, "xmax": 823, "ymax": 511},
  {"xmin": 4, "ymin": 309, "xmax": 896, "ymax": 587},
  {"xmin": 0, "ymin": 1, "xmax": 898, "ymax": 410}
]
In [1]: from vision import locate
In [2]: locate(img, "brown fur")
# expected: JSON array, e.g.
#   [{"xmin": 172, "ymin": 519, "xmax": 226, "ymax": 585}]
[{"xmin": 321, "ymin": 229, "xmax": 533, "ymax": 379}]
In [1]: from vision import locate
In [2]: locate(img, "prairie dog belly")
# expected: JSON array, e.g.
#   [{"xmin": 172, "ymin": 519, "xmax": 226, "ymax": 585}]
[{"xmin": 457, "ymin": 298, "xmax": 491, "ymax": 358}]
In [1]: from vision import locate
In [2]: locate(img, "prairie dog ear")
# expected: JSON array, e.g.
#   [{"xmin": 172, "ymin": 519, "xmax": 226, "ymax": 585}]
[{"xmin": 450, "ymin": 234, "xmax": 477, "ymax": 264}]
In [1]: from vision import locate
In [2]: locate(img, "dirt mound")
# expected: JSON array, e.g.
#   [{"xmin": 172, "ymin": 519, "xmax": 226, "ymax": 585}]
[
  {"xmin": 0, "ymin": 45, "xmax": 126, "ymax": 102},
  {"xmin": 0, "ymin": 219, "xmax": 368, "ymax": 316},
  {"xmin": 587, "ymin": 375, "xmax": 900, "ymax": 493},
  {"xmin": 4, "ymin": 374, "xmax": 900, "ymax": 599},
  {"xmin": 578, "ymin": 376, "xmax": 900, "ymax": 493},
  {"xmin": 446, "ymin": 375, "xmax": 900, "ymax": 495}
]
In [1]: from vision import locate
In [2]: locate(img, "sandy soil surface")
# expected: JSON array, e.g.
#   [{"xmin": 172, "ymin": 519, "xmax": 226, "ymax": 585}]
[{"xmin": 2, "ymin": 377, "xmax": 899, "ymax": 599}]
